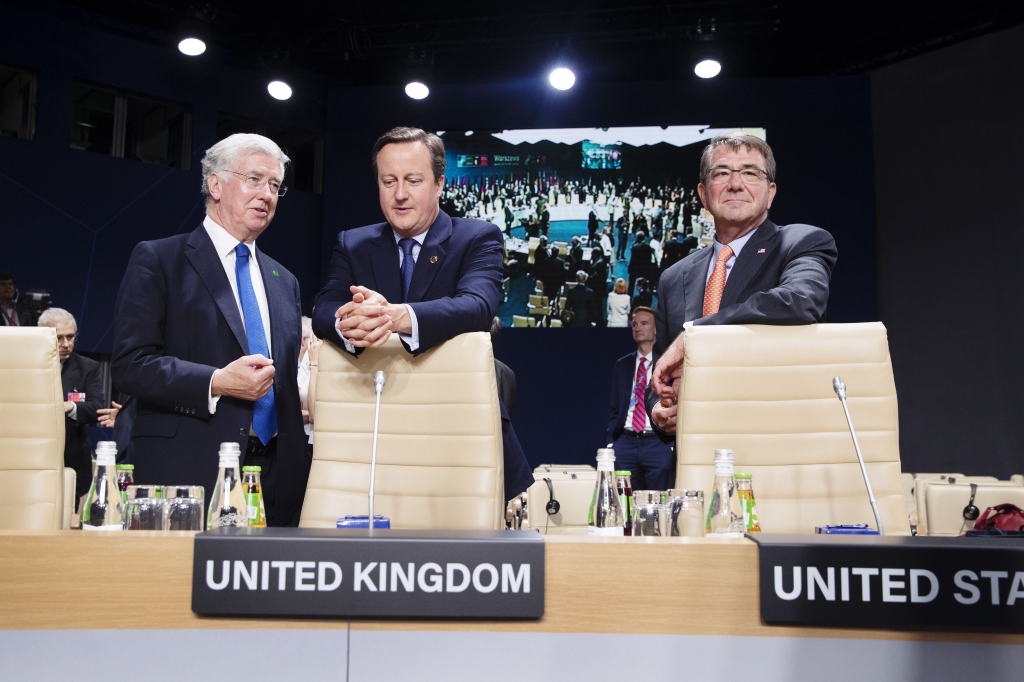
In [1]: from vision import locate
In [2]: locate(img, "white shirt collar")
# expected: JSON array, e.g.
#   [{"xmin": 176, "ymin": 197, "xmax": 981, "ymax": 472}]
[
  {"xmin": 636, "ymin": 350, "xmax": 653, "ymax": 366},
  {"xmin": 713, "ymin": 226, "xmax": 757, "ymax": 261},
  {"xmin": 392, "ymin": 228, "xmax": 428, "ymax": 246},
  {"xmin": 204, "ymin": 215, "xmax": 256, "ymax": 258}
]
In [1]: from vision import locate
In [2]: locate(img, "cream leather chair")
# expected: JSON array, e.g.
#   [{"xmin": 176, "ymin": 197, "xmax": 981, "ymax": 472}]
[
  {"xmin": 300, "ymin": 332, "xmax": 505, "ymax": 530},
  {"xmin": 0, "ymin": 327, "xmax": 67, "ymax": 529},
  {"xmin": 674, "ymin": 323, "xmax": 911, "ymax": 534},
  {"xmin": 919, "ymin": 481, "xmax": 1024, "ymax": 536}
]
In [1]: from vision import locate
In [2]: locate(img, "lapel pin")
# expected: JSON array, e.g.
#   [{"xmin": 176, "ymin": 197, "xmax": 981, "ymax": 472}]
[
  {"xmin": 273, "ymin": 270, "xmax": 279, "ymax": 277},
  {"xmin": 757, "ymin": 249, "xmax": 766, "ymax": 254},
  {"xmin": 429, "ymin": 256, "xmax": 438, "ymax": 264}
]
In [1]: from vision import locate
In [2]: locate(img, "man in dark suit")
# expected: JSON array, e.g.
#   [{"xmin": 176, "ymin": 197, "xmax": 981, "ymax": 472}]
[
  {"xmin": 660, "ymin": 230, "xmax": 689, "ymax": 272},
  {"xmin": 650, "ymin": 133, "xmax": 838, "ymax": 433},
  {"xmin": 37, "ymin": 308, "xmax": 104, "ymax": 503},
  {"xmin": 311, "ymin": 126, "xmax": 534, "ymax": 501},
  {"xmin": 607, "ymin": 306, "xmax": 673, "ymax": 490},
  {"xmin": 0, "ymin": 273, "xmax": 31, "ymax": 327},
  {"xmin": 628, "ymin": 231, "xmax": 656, "ymax": 297},
  {"xmin": 112, "ymin": 134, "xmax": 307, "ymax": 526}
]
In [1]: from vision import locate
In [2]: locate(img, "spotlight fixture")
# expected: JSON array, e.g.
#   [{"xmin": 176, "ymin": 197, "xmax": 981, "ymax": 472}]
[
  {"xmin": 548, "ymin": 68, "xmax": 576, "ymax": 90},
  {"xmin": 267, "ymin": 81, "xmax": 292, "ymax": 101},
  {"xmin": 465, "ymin": 131, "xmax": 474, "ymax": 136},
  {"xmin": 694, "ymin": 59, "xmax": 722, "ymax": 79},
  {"xmin": 178, "ymin": 38, "xmax": 206, "ymax": 56},
  {"xmin": 405, "ymin": 82, "xmax": 429, "ymax": 100}
]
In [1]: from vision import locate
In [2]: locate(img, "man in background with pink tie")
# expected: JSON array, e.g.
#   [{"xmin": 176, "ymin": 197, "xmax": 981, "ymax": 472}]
[
  {"xmin": 649, "ymin": 133, "xmax": 838, "ymax": 435},
  {"xmin": 607, "ymin": 306, "xmax": 674, "ymax": 490}
]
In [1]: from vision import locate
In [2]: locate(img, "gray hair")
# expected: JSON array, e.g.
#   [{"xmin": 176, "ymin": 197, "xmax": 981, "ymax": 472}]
[
  {"xmin": 301, "ymin": 316, "xmax": 312, "ymax": 340},
  {"xmin": 699, "ymin": 133, "xmax": 776, "ymax": 184},
  {"xmin": 37, "ymin": 307, "xmax": 76, "ymax": 331},
  {"xmin": 201, "ymin": 134, "xmax": 291, "ymax": 205},
  {"xmin": 372, "ymin": 127, "xmax": 446, "ymax": 183}
]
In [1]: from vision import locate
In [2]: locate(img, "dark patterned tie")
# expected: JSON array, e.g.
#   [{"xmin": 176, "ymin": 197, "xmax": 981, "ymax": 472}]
[
  {"xmin": 399, "ymin": 238, "xmax": 416, "ymax": 302},
  {"xmin": 631, "ymin": 357, "xmax": 648, "ymax": 432}
]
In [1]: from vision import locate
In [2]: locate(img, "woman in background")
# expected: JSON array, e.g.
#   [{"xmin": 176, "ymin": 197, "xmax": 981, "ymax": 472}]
[{"xmin": 607, "ymin": 278, "xmax": 631, "ymax": 327}]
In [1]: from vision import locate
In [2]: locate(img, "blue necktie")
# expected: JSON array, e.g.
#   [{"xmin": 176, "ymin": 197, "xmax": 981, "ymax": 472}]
[
  {"xmin": 399, "ymin": 238, "xmax": 416, "ymax": 302},
  {"xmin": 234, "ymin": 244, "xmax": 276, "ymax": 445}
]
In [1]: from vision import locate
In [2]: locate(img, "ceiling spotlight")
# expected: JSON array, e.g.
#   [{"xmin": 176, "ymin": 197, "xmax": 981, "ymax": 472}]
[
  {"xmin": 549, "ymin": 68, "xmax": 576, "ymax": 90},
  {"xmin": 405, "ymin": 82, "xmax": 429, "ymax": 100},
  {"xmin": 694, "ymin": 59, "xmax": 722, "ymax": 79},
  {"xmin": 267, "ymin": 81, "xmax": 292, "ymax": 101},
  {"xmin": 465, "ymin": 131, "xmax": 474, "ymax": 136},
  {"xmin": 177, "ymin": 38, "xmax": 206, "ymax": 56}
]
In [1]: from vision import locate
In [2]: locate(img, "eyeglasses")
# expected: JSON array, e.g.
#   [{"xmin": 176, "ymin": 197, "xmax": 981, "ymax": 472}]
[
  {"xmin": 225, "ymin": 171, "xmax": 288, "ymax": 197},
  {"xmin": 56, "ymin": 333, "xmax": 77, "ymax": 343},
  {"xmin": 706, "ymin": 166, "xmax": 769, "ymax": 186}
]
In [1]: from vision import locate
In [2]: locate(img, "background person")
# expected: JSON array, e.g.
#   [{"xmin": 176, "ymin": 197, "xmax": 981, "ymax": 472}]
[
  {"xmin": 0, "ymin": 273, "xmax": 30, "ymax": 326},
  {"xmin": 38, "ymin": 308, "xmax": 104, "ymax": 504},
  {"xmin": 607, "ymin": 278, "xmax": 631, "ymax": 327}
]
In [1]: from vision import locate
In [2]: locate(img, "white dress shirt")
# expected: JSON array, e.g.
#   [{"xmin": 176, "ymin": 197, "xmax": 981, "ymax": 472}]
[
  {"xmin": 337, "ymin": 228, "xmax": 423, "ymax": 352},
  {"xmin": 624, "ymin": 351, "xmax": 653, "ymax": 433},
  {"xmin": 204, "ymin": 215, "xmax": 273, "ymax": 415}
]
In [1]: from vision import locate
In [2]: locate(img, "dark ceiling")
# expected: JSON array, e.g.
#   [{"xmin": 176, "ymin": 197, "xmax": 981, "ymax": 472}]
[{"xmin": 46, "ymin": 0, "xmax": 1024, "ymax": 86}]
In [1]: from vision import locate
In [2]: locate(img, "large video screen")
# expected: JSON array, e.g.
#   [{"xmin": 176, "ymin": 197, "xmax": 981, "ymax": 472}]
[{"xmin": 438, "ymin": 125, "xmax": 767, "ymax": 329}]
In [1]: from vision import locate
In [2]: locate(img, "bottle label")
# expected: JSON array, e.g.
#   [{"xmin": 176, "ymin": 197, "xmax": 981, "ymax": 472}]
[
  {"xmin": 588, "ymin": 526, "xmax": 625, "ymax": 536},
  {"xmin": 741, "ymin": 498, "xmax": 761, "ymax": 532},
  {"xmin": 244, "ymin": 491, "xmax": 266, "ymax": 527}
]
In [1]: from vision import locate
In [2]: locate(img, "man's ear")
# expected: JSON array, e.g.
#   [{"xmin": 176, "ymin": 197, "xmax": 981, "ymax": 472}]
[
  {"xmin": 207, "ymin": 172, "xmax": 222, "ymax": 201},
  {"xmin": 696, "ymin": 183, "xmax": 709, "ymax": 209}
]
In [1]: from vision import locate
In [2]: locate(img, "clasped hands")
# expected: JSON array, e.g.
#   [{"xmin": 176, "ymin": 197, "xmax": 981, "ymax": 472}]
[
  {"xmin": 334, "ymin": 285, "xmax": 411, "ymax": 348},
  {"xmin": 650, "ymin": 335, "xmax": 685, "ymax": 434}
]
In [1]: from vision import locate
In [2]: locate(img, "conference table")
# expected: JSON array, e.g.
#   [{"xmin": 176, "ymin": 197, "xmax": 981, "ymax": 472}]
[{"xmin": 1, "ymin": 530, "xmax": 1022, "ymax": 681}]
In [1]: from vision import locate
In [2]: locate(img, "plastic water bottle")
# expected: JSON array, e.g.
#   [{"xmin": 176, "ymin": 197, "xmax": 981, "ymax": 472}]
[
  {"xmin": 81, "ymin": 441, "xmax": 123, "ymax": 530},
  {"xmin": 207, "ymin": 443, "xmax": 249, "ymax": 528},
  {"xmin": 706, "ymin": 449, "xmax": 745, "ymax": 537},
  {"xmin": 588, "ymin": 448, "xmax": 625, "ymax": 536}
]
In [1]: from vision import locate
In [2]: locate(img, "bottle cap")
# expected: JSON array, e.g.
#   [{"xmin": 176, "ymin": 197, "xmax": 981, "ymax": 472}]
[
  {"xmin": 95, "ymin": 441, "xmax": 117, "ymax": 466},
  {"xmin": 219, "ymin": 442, "xmax": 241, "ymax": 456},
  {"xmin": 734, "ymin": 473, "xmax": 752, "ymax": 479},
  {"xmin": 714, "ymin": 449, "xmax": 735, "ymax": 462},
  {"xmin": 596, "ymin": 448, "xmax": 616, "ymax": 472},
  {"xmin": 115, "ymin": 464, "xmax": 134, "ymax": 471},
  {"xmin": 242, "ymin": 466, "xmax": 261, "ymax": 473},
  {"xmin": 614, "ymin": 470, "xmax": 631, "ymax": 476}
]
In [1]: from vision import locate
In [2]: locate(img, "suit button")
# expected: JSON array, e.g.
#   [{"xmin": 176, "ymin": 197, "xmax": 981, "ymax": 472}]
[{"xmin": 239, "ymin": 428, "xmax": 247, "ymax": 437}]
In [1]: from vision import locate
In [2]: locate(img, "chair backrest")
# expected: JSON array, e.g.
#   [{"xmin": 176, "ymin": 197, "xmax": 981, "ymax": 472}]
[
  {"xmin": 300, "ymin": 332, "xmax": 505, "ymax": 530},
  {"xmin": 674, "ymin": 323, "xmax": 911, "ymax": 534},
  {"xmin": 512, "ymin": 315, "xmax": 535, "ymax": 328},
  {"xmin": 921, "ymin": 482, "xmax": 1024, "ymax": 536},
  {"xmin": 0, "ymin": 327, "xmax": 66, "ymax": 529}
]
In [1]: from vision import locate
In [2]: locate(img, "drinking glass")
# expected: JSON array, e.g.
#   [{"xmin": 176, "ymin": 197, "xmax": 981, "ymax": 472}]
[
  {"xmin": 163, "ymin": 485, "xmax": 205, "ymax": 531},
  {"xmin": 633, "ymin": 490, "xmax": 664, "ymax": 507},
  {"xmin": 665, "ymin": 490, "xmax": 705, "ymax": 537},
  {"xmin": 126, "ymin": 484, "xmax": 165, "ymax": 500},
  {"xmin": 632, "ymin": 503, "xmax": 671, "ymax": 536},
  {"xmin": 123, "ymin": 497, "xmax": 165, "ymax": 530}
]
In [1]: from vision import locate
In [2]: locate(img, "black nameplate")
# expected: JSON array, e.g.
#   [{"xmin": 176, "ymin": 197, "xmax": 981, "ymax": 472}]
[
  {"xmin": 752, "ymin": 534, "xmax": 1024, "ymax": 633},
  {"xmin": 192, "ymin": 528, "xmax": 544, "ymax": 619}
]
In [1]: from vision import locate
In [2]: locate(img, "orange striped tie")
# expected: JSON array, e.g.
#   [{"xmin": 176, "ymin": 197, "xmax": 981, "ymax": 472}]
[{"xmin": 702, "ymin": 244, "xmax": 734, "ymax": 317}]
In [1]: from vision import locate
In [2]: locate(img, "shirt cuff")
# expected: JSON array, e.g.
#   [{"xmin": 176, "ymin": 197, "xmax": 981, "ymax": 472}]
[
  {"xmin": 335, "ymin": 322, "xmax": 357, "ymax": 354},
  {"xmin": 399, "ymin": 304, "xmax": 420, "ymax": 352},
  {"xmin": 68, "ymin": 402, "xmax": 78, "ymax": 421},
  {"xmin": 208, "ymin": 372, "xmax": 221, "ymax": 414}
]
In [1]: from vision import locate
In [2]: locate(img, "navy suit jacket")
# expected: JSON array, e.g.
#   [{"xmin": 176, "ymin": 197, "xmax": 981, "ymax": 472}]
[
  {"xmin": 111, "ymin": 225, "xmax": 308, "ymax": 526},
  {"xmin": 61, "ymin": 352, "xmax": 105, "ymax": 496},
  {"xmin": 312, "ymin": 210, "xmax": 502, "ymax": 355},
  {"xmin": 608, "ymin": 350, "xmax": 661, "ymax": 443},
  {"xmin": 313, "ymin": 209, "xmax": 534, "ymax": 500}
]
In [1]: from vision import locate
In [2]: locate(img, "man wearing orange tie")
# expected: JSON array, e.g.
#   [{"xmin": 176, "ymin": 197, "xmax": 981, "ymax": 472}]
[{"xmin": 649, "ymin": 133, "xmax": 838, "ymax": 434}]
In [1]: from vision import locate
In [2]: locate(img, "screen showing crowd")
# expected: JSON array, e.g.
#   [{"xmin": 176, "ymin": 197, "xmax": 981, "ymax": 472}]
[{"xmin": 438, "ymin": 126, "xmax": 767, "ymax": 329}]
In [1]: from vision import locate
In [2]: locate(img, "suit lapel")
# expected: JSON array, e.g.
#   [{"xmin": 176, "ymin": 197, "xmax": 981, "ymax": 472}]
[
  {"xmin": 368, "ymin": 225, "xmax": 404, "ymax": 305},
  {"xmin": 407, "ymin": 211, "xmax": 451, "ymax": 303},
  {"xmin": 683, "ymin": 246, "xmax": 714, "ymax": 322},
  {"xmin": 185, "ymin": 226, "xmax": 249, "ymax": 354},
  {"xmin": 720, "ymin": 220, "xmax": 780, "ymax": 309}
]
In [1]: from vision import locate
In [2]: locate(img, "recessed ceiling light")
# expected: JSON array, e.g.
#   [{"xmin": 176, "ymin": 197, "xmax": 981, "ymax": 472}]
[
  {"xmin": 694, "ymin": 59, "xmax": 722, "ymax": 79},
  {"xmin": 465, "ymin": 131, "xmax": 474, "ymax": 136},
  {"xmin": 549, "ymin": 68, "xmax": 576, "ymax": 90},
  {"xmin": 267, "ymin": 81, "xmax": 292, "ymax": 101},
  {"xmin": 405, "ymin": 82, "xmax": 429, "ymax": 100},
  {"xmin": 178, "ymin": 38, "xmax": 206, "ymax": 56}
]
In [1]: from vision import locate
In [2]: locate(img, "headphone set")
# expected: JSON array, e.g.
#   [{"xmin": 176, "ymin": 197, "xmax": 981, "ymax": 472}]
[
  {"xmin": 963, "ymin": 483, "xmax": 980, "ymax": 524},
  {"xmin": 543, "ymin": 478, "xmax": 560, "ymax": 515}
]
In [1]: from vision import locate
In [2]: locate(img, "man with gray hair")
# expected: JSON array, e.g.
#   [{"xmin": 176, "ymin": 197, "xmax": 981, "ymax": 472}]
[
  {"xmin": 648, "ymin": 133, "xmax": 838, "ymax": 435},
  {"xmin": 112, "ymin": 133, "xmax": 308, "ymax": 526},
  {"xmin": 38, "ymin": 307, "xmax": 105, "ymax": 503}
]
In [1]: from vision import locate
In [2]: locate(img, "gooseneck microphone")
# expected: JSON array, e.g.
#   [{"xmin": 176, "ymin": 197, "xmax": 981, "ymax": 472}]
[
  {"xmin": 368, "ymin": 370, "xmax": 385, "ymax": 531},
  {"xmin": 833, "ymin": 376, "xmax": 885, "ymax": 535}
]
